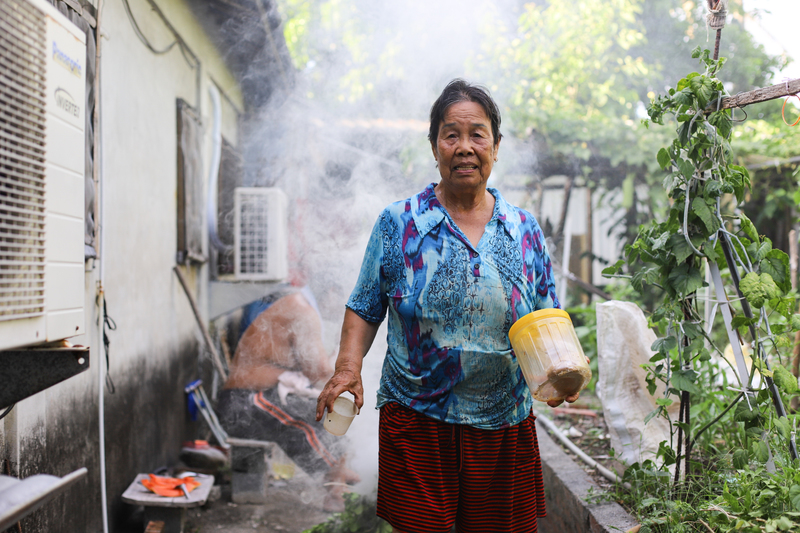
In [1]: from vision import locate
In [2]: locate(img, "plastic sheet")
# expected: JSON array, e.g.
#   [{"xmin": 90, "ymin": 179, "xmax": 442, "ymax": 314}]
[{"xmin": 596, "ymin": 301, "xmax": 678, "ymax": 467}]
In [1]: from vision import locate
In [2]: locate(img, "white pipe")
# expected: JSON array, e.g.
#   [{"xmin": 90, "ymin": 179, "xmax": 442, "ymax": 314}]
[
  {"xmin": 536, "ymin": 412, "xmax": 631, "ymax": 490},
  {"xmin": 95, "ymin": 1, "xmax": 109, "ymax": 528},
  {"xmin": 206, "ymin": 83, "xmax": 229, "ymax": 252},
  {"xmin": 97, "ymin": 290, "xmax": 108, "ymax": 533}
]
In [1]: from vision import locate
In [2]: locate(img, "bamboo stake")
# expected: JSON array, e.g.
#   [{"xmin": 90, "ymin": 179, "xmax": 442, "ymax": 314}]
[{"xmin": 173, "ymin": 266, "xmax": 228, "ymax": 380}]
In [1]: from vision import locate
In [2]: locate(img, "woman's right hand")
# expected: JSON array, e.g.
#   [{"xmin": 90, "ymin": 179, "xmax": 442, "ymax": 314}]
[
  {"xmin": 315, "ymin": 366, "xmax": 364, "ymax": 421},
  {"xmin": 316, "ymin": 308, "xmax": 379, "ymax": 421}
]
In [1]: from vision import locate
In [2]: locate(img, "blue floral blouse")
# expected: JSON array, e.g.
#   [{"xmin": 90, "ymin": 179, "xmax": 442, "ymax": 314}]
[{"xmin": 347, "ymin": 183, "xmax": 560, "ymax": 429}]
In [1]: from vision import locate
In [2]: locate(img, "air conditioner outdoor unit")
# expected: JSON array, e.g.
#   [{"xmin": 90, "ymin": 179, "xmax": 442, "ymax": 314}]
[
  {"xmin": 0, "ymin": 0, "xmax": 86, "ymax": 350},
  {"xmin": 233, "ymin": 187, "xmax": 288, "ymax": 281}
]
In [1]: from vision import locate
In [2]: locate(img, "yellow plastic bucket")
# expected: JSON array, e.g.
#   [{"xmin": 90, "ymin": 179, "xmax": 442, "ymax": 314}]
[{"xmin": 509, "ymin": 308, "xmax": 591, "ymax": 402}]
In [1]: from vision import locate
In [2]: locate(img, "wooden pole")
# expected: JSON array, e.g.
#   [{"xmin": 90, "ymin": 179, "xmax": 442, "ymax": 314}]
[
  {"xmin": 553, "ymin": 174, "xmax": 575, "ymax": 247},
  {"xmin": 586, "ymin": 186, "xmax": 594, "ymax": 291},
  {"xmin": 173, "ymin": 266, "xmax": 229, "ymax": 380},
  {"xmin": 707, "ymin": 78, "xmax": 800, "ymax": 112},
  {"xmin": 713, "ymin": 29, "xmax": 722, "ymax": 64}
]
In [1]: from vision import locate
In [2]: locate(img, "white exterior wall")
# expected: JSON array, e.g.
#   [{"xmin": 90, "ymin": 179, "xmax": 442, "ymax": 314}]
[
  {"xmin": 98, "ymin": 0, "xmax": 241, "ymax": 374},
  {"xmin": 2, "ymin": 1, "xmax": 243, "ymax": 530}
]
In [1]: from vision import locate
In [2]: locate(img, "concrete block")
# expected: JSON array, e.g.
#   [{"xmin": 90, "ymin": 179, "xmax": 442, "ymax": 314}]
[
  {"xmin": 231, "ymin": 447, "xmax": 268, "ymax": 504},
  {"xmin": 142, "ymin": 506, "xmax": 185, "ymax": 533},
  {"xmin": 231, "ymin": 472, "xmax": 268, "ymax": 504},
  {"xmin": 536, "ymin": 421, "xmax": 639, "ymax": 533}
]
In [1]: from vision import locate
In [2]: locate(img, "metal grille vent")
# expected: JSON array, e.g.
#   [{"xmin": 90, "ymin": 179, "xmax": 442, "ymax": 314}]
[
  {"xmin": 236, "ymin": 191, "xmax": 270, "ymax": 276},
  {"xmin": 0, "ymin": 0, "xmax": 47, "ymax": 321}
]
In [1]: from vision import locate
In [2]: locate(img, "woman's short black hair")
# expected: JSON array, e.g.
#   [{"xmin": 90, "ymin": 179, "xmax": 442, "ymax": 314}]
[{"xmin": 428, "ymin": 79, "xmax": 502, "ymax": 146}]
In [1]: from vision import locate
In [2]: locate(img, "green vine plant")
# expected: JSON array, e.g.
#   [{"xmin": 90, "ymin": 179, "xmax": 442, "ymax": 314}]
[{"xmin": 605, "ymin": 47, "xmax": 800, "ymax": 532}]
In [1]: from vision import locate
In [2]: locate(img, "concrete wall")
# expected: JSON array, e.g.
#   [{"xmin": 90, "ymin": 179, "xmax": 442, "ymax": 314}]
[
  {"xmin": 0, "ymin": 0, "xmax": 244, "ymax": 530},
  {"xmin": 536, "ymin": 423, "xmax": 639, "ymax": 533}
]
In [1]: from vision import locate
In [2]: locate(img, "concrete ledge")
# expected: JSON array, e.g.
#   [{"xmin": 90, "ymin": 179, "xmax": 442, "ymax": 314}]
[{"xmin": 536, "ymin": 422, "xmax": 639, "ymax": 533}]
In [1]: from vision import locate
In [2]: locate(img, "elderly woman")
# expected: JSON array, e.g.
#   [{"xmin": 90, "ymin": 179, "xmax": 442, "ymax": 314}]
[{"xmin": 316, "ymin": 79, "xmax": 578, "ymax": 533}]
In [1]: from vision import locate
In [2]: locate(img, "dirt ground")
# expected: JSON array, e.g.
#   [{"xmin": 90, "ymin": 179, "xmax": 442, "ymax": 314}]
[
  {"xmin": 187, "ymin": 477, "xmax": 335, "ymax": 533},
  {"xmin": 121, "ymin": 475, "xmax": 338, "ymax": 533},
  {"xmin": 118, "ymin": 394, "xmax": 614, "ymax": 533},
  {"xmin": 543, "ymin": 393, "xmax": 624, "ymax": 493}
]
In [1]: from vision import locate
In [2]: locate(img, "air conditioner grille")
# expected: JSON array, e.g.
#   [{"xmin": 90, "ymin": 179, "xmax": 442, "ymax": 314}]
[
  {"xmin": 237, "ymin": 194, "xmax": 270, "ymax": 275},
  {"xmin": 0, "ymin": 0, "xmax": 47, "ymax": 321}
]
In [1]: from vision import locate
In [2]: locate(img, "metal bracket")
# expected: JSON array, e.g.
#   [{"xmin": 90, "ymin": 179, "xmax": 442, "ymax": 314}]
[{"xmin": 0, "ymin": 346, "xmax": 90, "ymax": 409}]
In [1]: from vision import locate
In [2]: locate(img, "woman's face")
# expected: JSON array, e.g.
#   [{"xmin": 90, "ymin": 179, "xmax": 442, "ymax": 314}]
[{"xmin": 431, "ymin": 100, "xmax": 500, "ymax": 194}]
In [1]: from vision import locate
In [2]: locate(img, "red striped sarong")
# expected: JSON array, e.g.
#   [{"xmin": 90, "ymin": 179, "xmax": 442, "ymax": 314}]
[{"xmin": 377, "ymin": 402, "xmax": 546, "ymax": 533}]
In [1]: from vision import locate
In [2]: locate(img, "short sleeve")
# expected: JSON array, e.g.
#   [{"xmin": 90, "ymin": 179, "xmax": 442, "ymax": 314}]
[{"xmin": 346, "ymin": 213, "xmax": 389, "ymax": 323}]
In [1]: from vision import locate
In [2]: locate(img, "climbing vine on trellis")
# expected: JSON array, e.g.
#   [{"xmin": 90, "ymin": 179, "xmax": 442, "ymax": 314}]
[{"xmin": 606, "ymin": 47, "xmax": 800, "ymax": 484}]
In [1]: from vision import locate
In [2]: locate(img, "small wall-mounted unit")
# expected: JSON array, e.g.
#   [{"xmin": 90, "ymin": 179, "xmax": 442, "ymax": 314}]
[
  {"xmin": 233, "ymin": 187, "xmax": 288, "ymax": 281},
  {"xmin": 0, "ymin": 0, "xmax": 86, "ymax": 350}
]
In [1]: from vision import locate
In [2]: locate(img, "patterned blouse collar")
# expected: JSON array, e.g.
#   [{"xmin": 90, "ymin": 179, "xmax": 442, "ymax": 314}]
[{"xmin": 412, "ymin": 182, "xmax": 520, "ymax": 239}]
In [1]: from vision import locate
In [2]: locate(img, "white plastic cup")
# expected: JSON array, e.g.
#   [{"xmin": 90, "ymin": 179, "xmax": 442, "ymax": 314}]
[{"xmin": 323, "ymin": 396, "xmax": 358, "ymax": 436}]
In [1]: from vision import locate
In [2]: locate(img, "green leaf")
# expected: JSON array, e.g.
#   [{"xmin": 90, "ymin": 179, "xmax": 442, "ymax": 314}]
[
  {"xmin": 704, "ymin": 179, "xmax": 724, "ymax": 198},
  {"xmin": 730, "ymin": 315, "xmax": 758, "ymax": 330},
  {"xmin": 668, "ymin": 263, "xmax": 705, "ymax": 296},
  {"xmin": 791, "ymin": 314, "xmax": 800, "ymax": 331},
  {"xmin": 650, "ymin": 231, "xmax": 669, "ymax": 251},
  {"xmin": 777, "ymin": 515, "xmax": 794, "ymax": 531},
  {"xmin": 754, "ymin": 440, "xmax": 770, "ymax": 463},
  {"xmin": 730, "ymin": 165, "xmax": 752, "ymax": 204},
  {"xmin": 773, "ymin": 364, "xmax": 798, "ymax": 394},
  {"xmin": 672, "ymin": 369, "xmax": 700, "ymax": 394},
  {"xmin": 672, "ymin": 87, "xmax": 694, "ymax": 106},
  {"xmin": 669, "ymin": 233, "xmax": 696, "ymax": 263},
  {"xmin": 631, "ymin": 266, "xmax": 661, "ymax": 292},
  {"xmin": 657, "ymin": 148, "xmax": 671, "ymax": 170},
  {"xmin": 677, "ymin": 121, "xmax": 691, "ymax": 146},
  {"xmin": 760, "ymin": 249, "xmax": 791, "ymax": 293},
  {"xmin": 682, "ymin": 321, "xmax": 702, "ymax": 339},
  {"xmin": 739, "ymin": 213, "xmax": 758, "ymax": 242},
  {"xmin": 740, "ymin": 271, "xmax": 780, "ymax": 308},
  {"xmin": 772, "ymin": 296, "xmax": 795, "ymax": 317},
  {"xmin": 644, "ymin": 406, "xmax": 663, "ymax": 424},
  {"xmin": 709, "ymin": 110, "xmax": 732, "ymax": 138},
  {"xmin": 746, "ymin": 426, "xmax": 764, "ymax": 439},
  {"xmin": 734, "ymin": 401, "xmax": 759, "ymax": 423},
  {"xmin": 602, "ymin": 259, "xmax": 624, "ymax": 277},
  {"xmin": 651, "ymin": 336, "xmax": 678, "ymax": 354},
  {"xmin": 790, "ymin": 485, "xmax": 800, "ymax": 511},
  {"xmin": 689, "ymin": 75, "xmax": 715, "ymax": 108},
  {"xmin": 704, "ymin": 239, "xmax": 719, "ymax": 262},
  {"xmin": 655, "ymin": 398, "xmax": 673, "ymax": 407},
  {"xmin": 732, "ymin": 448, "xmax": 749, "ymax": 469},
  {"xmin": 775, "ymin": 417, "xmax": 791, "ymax": 440},
  {"xmin": 678, "ymin": 158, "xmax": 695, "ymax": 180},
  {"xmin": 747, "ymin": 239, "xmax": 772, "ymax": 263},
  {"xmin": 691, "ymin": 196, "xmax": 720, "ymax": 233}
]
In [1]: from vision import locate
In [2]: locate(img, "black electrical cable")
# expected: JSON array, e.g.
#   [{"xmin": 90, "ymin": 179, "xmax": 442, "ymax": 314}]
[
  {"xmin": 121, "ymin": 0, "xmax": 199, "ymax": 72},
  {"xmin": 0, "ymin": 403, "xmax": 15, "ymax": 420},
  {"xmin": 121, "ymin": 0, "xmax": 178, "ymax": 55},
  {"xmin": 103, "ymin": 296, "xmax": 117, "ymax": 394}
]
